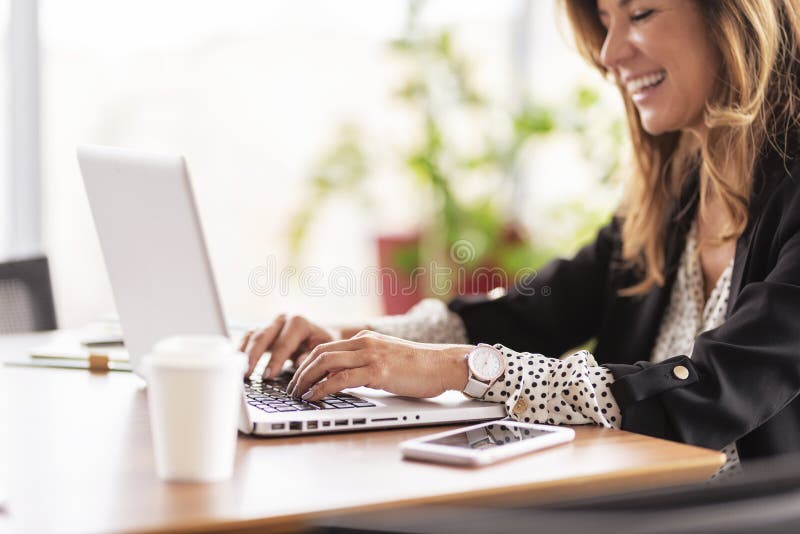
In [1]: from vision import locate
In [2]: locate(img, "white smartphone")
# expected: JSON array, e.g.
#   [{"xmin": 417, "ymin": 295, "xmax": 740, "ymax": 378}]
[{"xmin": 400, "ymin": 420, "xmax": 575, "ymax": 466}]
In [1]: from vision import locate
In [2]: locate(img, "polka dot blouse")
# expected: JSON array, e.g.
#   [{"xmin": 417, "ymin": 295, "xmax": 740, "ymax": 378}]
[{"xmin": 369, "ymin": 221, "xmax": 737, "ymax": 478}]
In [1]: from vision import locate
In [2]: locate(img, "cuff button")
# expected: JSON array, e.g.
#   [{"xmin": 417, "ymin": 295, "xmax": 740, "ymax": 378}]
[
  {"xmin": 513, "ymin": 398, "xmax": 528, "ymax": 416},
  {"xmin": 673, "ymin": 365, "xmax": 689, "ymax": 380}
]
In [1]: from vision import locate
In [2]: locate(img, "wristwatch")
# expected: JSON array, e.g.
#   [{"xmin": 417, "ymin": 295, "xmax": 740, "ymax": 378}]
[{"xmin": 462, "ymin": 344, "xmax": 506, "ymax": 399}]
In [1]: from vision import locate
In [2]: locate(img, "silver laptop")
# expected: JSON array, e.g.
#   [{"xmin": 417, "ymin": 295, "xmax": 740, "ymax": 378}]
[{"xmin": 77, "ymin": 145, "xmax": 505, "ymax": 436}]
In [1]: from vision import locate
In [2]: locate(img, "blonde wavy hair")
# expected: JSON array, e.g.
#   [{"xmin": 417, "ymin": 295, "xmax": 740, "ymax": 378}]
[{"xmin": 560, "ymin": 0, "xmax": 800, "ymax": 295}]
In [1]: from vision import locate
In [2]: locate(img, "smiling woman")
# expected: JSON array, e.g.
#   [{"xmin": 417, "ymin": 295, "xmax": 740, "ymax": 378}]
[
  {"xmin": 597, "ymin": 0, "xmax": 720, "ymax": 137},
  {"xmin": 565, "ymin": 0, "xmax": 800, "ymax": 295},
  {"xmin": 242, "ymin": 0, "xmax": 800, "ymax": 480}
]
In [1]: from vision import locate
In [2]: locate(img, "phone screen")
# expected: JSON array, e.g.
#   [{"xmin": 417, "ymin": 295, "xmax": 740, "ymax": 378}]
[{"xmin": 425, "ymin": 423, "xmax": 557, "ymax": 450}]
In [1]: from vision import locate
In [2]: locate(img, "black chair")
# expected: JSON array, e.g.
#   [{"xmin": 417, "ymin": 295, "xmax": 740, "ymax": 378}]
[
  {"xmin": 315, "ymin": 452, "xmax": 800, "ymax": 534},
  {"xmin": 0, "ymin": 255, "xmax": 57, "ymax": 334}
]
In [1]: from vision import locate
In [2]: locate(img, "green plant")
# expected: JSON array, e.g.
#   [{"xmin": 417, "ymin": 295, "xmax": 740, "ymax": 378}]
[{"xmin": 289, "ymin": 0, "xmax": 623, "ymax": 289}]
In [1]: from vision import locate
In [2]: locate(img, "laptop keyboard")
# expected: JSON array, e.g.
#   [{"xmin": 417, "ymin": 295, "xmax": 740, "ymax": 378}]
[{"xmin": 245, "ymin": 373, "xmax": 376, "ymax": 414}]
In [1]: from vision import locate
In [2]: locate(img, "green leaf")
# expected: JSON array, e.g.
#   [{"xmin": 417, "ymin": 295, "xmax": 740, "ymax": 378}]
[
  {"xmin": 390, "ymin": 243, "xmax": 421, "ymax": 275},
  {"xmin": 514, "ymin": 106, "xmax": 556, "ymax": 136},
  {"xmin": 389, "ymin": 38, "xmax": 414, "ymax": 53},
  {"xmin": 576, "ymin": 86, "xmax": 600, "ymax": 109},
  {"xmin": 435, "ymin": 30, "xmax": 453, "ymax": 58}
]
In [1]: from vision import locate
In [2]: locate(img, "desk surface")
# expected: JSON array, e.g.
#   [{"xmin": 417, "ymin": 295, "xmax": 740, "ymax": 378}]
[{"xmin": 0, "ymin": 332, "xmax": 725, "ymax": 534}]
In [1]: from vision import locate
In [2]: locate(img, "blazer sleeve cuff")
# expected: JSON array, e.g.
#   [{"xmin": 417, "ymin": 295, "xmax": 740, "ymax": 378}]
[
  {"xmin": 606, "ymin": 355, "xmax": 698, "ymax": 406},
  {"xmin": 603, "ymin": 356, "xmax": 699, "ymax": 442},
  {"xmin": 447, "ymin": 295, "xmax": 500, "ymax": 344}
]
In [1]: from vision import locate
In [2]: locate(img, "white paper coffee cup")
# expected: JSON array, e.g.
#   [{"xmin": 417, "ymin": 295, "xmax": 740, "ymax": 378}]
[{"xmin": 142, "ymin": 335, "xmax": 246, "ymax": 482}]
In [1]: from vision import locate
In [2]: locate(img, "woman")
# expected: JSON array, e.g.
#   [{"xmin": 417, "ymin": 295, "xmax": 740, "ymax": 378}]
[{"xmin": 241, "ymin": 0, "xmax": 800, "ymax": 476}]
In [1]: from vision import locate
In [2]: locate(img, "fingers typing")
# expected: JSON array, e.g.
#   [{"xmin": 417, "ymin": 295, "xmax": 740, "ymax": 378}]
[
  {"xmin": 301, "ymin": 367, "xmax": 373, "ymax": 401},
  {"xmin": 288, "ymin": 337, "xmax": 367, "ymax": 391},
  {"xmin": 245, "ymin": 315, "xmax": 286, "ymax": 376},
  {"xmin": 264, "ymin": 315, "xmax": 311, "ymax": 379},
  {"xmin": 289, "ymin": 350, "xmax": 369, "ymax": 398}
]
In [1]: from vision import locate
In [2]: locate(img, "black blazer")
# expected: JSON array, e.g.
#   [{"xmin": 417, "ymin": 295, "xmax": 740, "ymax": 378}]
[{"xmin": 449, "ymin": 141, "xmax": 800, "ymax": 463}]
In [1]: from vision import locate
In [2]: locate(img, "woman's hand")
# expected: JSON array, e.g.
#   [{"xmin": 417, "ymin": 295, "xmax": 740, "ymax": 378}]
[
  {"xmin": 240, "ymin": 315, "xmax": 343, "ymax": 379},
  {"xmin": 287, "ymin": 330, "xmax": 474, "ymax": 401}
]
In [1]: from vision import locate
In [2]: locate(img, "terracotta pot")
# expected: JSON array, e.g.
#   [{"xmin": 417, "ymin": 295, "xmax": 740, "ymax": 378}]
[
  {"xmin": 456, "ymin": 222, "xmax": 527, "ymax": 296},
  {"xmin": 375, "ymin": 233, "xmax": 424, "ymax": 315}
]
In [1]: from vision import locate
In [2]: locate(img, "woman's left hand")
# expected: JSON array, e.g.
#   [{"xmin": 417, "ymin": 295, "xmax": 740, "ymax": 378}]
[{"xmin": 287, "ymin": 330, "xmax": 474, "ymax": 401}]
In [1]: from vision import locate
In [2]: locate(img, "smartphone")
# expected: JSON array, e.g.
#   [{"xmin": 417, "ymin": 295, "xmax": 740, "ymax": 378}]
[{"xmin": 400, "ymin": 420, "xmax": 575, "ymax": 466}]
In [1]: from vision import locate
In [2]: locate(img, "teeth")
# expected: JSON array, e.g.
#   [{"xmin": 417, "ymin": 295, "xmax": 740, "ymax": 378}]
[{"xmin": 626, "ymin": 71, "xmax": 666, "ymax": 95}]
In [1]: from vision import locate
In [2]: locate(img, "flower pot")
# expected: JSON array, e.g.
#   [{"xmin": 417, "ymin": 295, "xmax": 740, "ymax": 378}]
[{"xmin": 375, "ymin": 233, "xmax": 424, "ymax": 315}]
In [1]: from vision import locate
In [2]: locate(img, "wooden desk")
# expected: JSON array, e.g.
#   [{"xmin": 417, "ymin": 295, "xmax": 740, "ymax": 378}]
[{"xmin": 0, "ymin": 332, "xmax": 725, "ymax": 534}]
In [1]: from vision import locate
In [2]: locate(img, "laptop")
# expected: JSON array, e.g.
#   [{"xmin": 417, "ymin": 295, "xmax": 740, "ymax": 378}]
[{"xmin": 77, "ymin": 145, "xmax": 506, "ymax": 436}]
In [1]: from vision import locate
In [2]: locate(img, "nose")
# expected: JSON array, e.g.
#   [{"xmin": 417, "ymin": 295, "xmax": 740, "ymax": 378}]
[{"xmin": 599, "ymin": 22, "xmax": 636, "ymax": 74}]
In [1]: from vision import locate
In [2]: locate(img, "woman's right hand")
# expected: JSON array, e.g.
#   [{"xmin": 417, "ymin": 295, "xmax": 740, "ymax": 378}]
[{"xmin": 240, "ymin": 315, "xmax": 341, "ymax": 379}]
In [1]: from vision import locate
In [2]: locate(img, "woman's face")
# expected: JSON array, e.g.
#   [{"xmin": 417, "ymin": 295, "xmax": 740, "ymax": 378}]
[{"xmin": 596, "ymin": 0, "xmax": 721, "ymax": 137}]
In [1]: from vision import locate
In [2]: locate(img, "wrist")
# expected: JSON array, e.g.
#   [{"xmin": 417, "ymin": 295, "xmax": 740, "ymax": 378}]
[{"xmin": 440, "ymin": 344, "xmax": 475, "ymax": 391}]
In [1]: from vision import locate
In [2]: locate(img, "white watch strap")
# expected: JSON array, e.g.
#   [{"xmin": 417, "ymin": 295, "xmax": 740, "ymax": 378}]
[{"xmin": 464, "ymin": 375, "xmax": 491, "ymax": 398}]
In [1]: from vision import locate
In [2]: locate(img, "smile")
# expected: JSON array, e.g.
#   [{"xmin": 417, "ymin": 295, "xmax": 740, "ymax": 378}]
[{"xmin": 626, "ymin": 70, "xmax": 667, "ymax": 96}]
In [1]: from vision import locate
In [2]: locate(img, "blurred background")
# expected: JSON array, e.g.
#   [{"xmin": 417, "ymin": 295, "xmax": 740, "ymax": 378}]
[{"xmin": 0, "ymin": 0, "xmax": 626, "ymax": 330}]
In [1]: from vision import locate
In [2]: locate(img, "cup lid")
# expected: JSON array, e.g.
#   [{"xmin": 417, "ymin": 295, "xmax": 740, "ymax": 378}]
[{"xmin": 142, "ymin": 335, "xmax": 246, "ymax": 372}]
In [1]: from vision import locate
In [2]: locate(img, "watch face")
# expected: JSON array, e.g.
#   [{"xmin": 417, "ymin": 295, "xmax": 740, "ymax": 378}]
[{"xmin": 468, "ymin": 345, "xmax": 505, "ymax": 381}]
